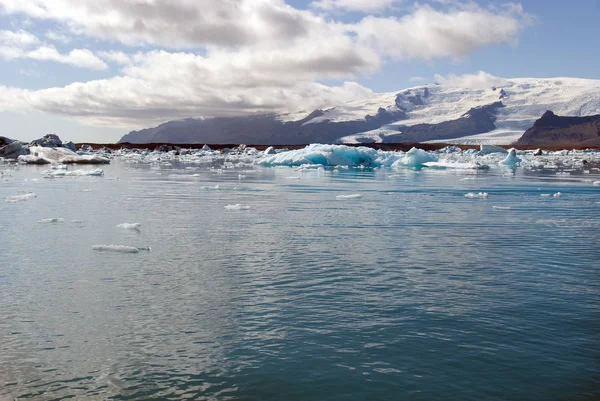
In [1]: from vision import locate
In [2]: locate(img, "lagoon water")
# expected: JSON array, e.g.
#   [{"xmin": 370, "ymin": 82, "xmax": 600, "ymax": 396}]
[{"xmin": 1, "ymin": 157, "xmax": 599, "ymax": 400}]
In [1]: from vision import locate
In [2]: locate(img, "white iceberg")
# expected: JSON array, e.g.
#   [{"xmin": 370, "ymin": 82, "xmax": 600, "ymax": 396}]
[
  {"xmin": 20, "ymin": 146, "xmax": 109, "ymax": 164},
  {"xmin": 391, "ymin": 147, "xmax": 438, "ymax": 168},
  {"xmin": 479, "ymin": 144, "xmax": 508, "ymax": 155},
  {"xmin": 499, "ymin": 148, "xmax": 521, "ymax": 167}
]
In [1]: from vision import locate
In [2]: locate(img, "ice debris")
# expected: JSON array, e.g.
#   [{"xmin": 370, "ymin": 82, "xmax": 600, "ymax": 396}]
[
  {"xmin": 117, "ymin": 223, "xmax": 141, "ymax": 231},
  {"xmin": 5, "ymin": 192, "xmax": 37, "ymax": 202},
  {"xmin": 593, "ymin": 181, "xmax": 600, "ymax": 186},
  {"xmin": 38, "ymin": 218, "xmax": 65, "ymax": 223},
  {"xmin": 92, "ymin": 245, "xmax": 151, "ymax": 253},
  {"xmin": 336, "ymin": 194, "xmax": 362, "ymax": 199},
  {"xmin": 224, "ymin": 204, "xmax": 251, "ymax": 210},
  {"xmin": 479, "ymin": 144, "xmax": 508, "ymax": 155},
  {"xmin": 492, "ymin": 206, "xmax": 511, "ymax": 210},
  {"xmin": 464, "ymin": 192, "xmax": 489, "ymax": 198}
]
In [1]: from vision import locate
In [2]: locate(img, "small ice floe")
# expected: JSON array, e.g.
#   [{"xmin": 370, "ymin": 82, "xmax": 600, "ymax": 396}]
[
  {"xmin": 224, "ymin": 204, "xmax": 251, "ymax": 210},
  {"xmin": 51, "ymin": 164, "xmax": 67, "ymax": 170},
  {"xmin": 201, "ymin": 184, "xmax": 220, "ymax": 190},
  {"xmin": 555, "ymin": 172, "xmax": 571, "ymax": 176},
  {"xmin": 238, "ymin": 174, "xmax": 247, "ymax": 179},
  {"xmin": 593, "ymin": 181, "xmax": 600, "ymax": 186},
  {"xmin": 553, "ymin": 192, "xmax": 562, "ymax": 198},
  {"xmin": 117, "ymin": 223, "xmax": 141, "ymax": 231},
  {"xmin": 5, "ymin": 192, "xmax": 37, "ymax": 202},
  {"xmin": 464, "ymin": 192, "xmax": 488, "ymax": 198},
  {"xmin": 79, "ymin": 189, "xmax": 92, "ymax": 192},
  {"xmin": 336, "ymin": 194, "xmax": 362, "ymax": 199},
  {"xmin": 492, "ymin": 206, "xmax": 511, "ymax": 210},
  {"xmin": 92, "ymin": 245, "xmax": 151, "ymax": 253},
  {"xmin": 38, "ymin": 218, "xmax": 65, "ymax": 223},
  {"xmin": 285, "ymin": 176, "xmax": 301, "ymax": 179},
  {"xmin": 45, "ymin": 168, "xmax": 104, "ymax": 177}
]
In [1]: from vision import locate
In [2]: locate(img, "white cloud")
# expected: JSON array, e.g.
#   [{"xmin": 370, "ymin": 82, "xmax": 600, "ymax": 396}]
[
  {"xmin": 433, "ymin": 71, "xmax": 509, "ymax": 89},
  {"xmin": 26, "ymin": 46, "xmax": 107, "ymax": 70},
  {"xmin": 350, "ymin": 4, "xmax": 527, "ymax": 61},
  {"xmin": 45, "ymin": 30, "xmax": 71, "ymax": 43},
  {"xmin": 1, "ymin": 29, "xmax": 107, "ymax": 69},
  {"xmin": 310, "ymin": 0, "xmax": 401, "ymax": 12}
]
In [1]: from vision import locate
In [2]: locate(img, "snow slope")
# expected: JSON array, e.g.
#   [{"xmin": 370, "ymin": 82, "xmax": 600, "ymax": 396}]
[{"xmin": 329, "ymin": 78, "xmax": 600, "ymax": 145}]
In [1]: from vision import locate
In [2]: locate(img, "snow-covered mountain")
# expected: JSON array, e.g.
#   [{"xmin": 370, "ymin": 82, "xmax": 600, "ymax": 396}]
[{"xmin": 119, "ymin": 78, "xmax": 600, "ymax": 145}]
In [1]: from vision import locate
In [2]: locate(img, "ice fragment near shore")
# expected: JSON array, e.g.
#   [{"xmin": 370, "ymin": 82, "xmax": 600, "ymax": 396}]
[
  {"xmin": 224, "ymin": 204, "xmax": 251, "ymax": 210},
  {"xmin": 92, "ymin": 245, "xmax": 151, "ymax": 253},
  {"xmin": 479, "ymin": 144, "xmax": 508, "ymax": 155},
  {"xmin": 336, "ymin": 194, "xmax": 362, "ymax": 199}
]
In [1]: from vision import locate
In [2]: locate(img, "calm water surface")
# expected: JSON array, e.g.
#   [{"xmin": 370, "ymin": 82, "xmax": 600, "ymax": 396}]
[{"xmin": 1, "ymin": 160, "xmax": 599, "ymax": 400}]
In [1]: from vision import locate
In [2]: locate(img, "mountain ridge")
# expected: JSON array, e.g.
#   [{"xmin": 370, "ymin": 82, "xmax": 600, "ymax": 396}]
[{"xmin": 119, "ymin": 77, "xmax": 600, "ymax": 145}]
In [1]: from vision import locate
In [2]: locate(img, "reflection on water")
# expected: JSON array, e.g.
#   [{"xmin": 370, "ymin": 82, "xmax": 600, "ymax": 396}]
[{"xmin": 1, "ymin": 160, "xmax": 599, "ymax": 400}]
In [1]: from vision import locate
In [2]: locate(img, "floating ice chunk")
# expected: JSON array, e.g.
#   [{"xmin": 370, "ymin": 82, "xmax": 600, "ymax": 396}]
[
  {"xmin": 479, "ymin": 144, "xmax": 508, "ymax": 155},
  {"xmin": 224, "ymin": 204, "xmax": 251, "ymax": 210},
  {"xmin": 117, "ymin": 223, "xmax": 141, "ymax": 231},
  {"xmin": 540, "ymin": 194, "xmax": 552, "ymax": 197},
  {"xmin": 38, "ymin": 218, "xmax": 65, "ymax": 223},
  {"xmin": 5, "ymin": 192, "xmax": 37, "ymax": 202},
  {"xmin": 92, "ymin": 245, "xmax": 151, "ymax": 253},
  {"xmin": 464, "ymin": 192, "xmax": 488, "ymax": 198},
  {"xmin": 51, "ymin": 164, "xmax": 68, "ymax": 170},
  {"xmin": 499, "ymin": 148, "xmax": 521, "ymax": 167},
  {"xmin": 264, "ymin": 146, "xmax": 277, "ymax": 155},
  {"xmin": 423, "ymin": 161, "xmax": 489, "ymax": 170},
  {"xmin": 45, "ymin": 168, "xmax": 104, "ymax": 177},
  {"xmin": 336, "ymin": 194, "xmax": 362, "ymax": 199},
  {"xmin": 392, "ymin": 147, "xmax": 437, "ymax": 168},
  {"xmin": 285, "ymin": 176, "xmax": 301, "ymax": 179},
  {"xmin": 593, "ymin": 181, "xmax": 600, "ymax": 186},
  {"xmin": 553, "ymin": 192, "xmax": 562, "ymax": 198},
  {"xmin": 201, "ymin": 184, "xmax": 220, "ymax": 190},
  {"xmin": 259, "ymin": 144, "xmax": 378, "ymax": 167},
  {"xmin": 492, "ymin": 206, "xmax": 511, "ymax": 210}
]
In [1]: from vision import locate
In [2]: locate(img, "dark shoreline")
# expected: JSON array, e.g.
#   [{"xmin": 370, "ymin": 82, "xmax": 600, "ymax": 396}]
[{"xmin": 78, "ymin": 142, "xmax": 600, "ymax": 152}]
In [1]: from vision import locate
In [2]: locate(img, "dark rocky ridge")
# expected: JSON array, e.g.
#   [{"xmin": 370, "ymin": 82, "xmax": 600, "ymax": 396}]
[
  {"xmin": 515, "ymin": 111, "xmax": 600, "ymax": 147},
  {"xmin": 120, "ymin": 107, "xmax": 406, "ymax": 145}
]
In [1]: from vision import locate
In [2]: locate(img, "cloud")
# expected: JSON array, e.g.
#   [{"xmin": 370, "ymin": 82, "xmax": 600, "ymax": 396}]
[
  {"xmin": 0, "ymin": 29, "xmax": 107, "ymax": 69},
  {"xmin": 27, "ymin": 46, "xmax": 107, "ymax": 70},
  {"xmin": 350, "ymin": 4, "xmax": 528, "ymax": 61},
  {"xmin": 433, "ymin": 71, "xmax": 509, "ymax": 89},
  {"xmin": 310, "ymin": 0, "xmax": 401, "ymax": 12}
]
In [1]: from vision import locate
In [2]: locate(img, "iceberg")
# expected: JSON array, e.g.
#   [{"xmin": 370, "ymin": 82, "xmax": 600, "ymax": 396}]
[
  {"xmin": 499, "ymin": 148, "xmax": 521, "ymax": 166},
  {"xmin": 44, "ymin": 168, "xmax": 104, "ymax": 177},
  {"xmin": 391, "ymin": 147, "xmax": 438, "ymax": 168},
  {"xmin": 19, "ymin": 146, "xmax": 109, "ymax": 164},
  {"xmin": 479, "ymin": 144, "xmax": 508, "ymax": 155},
  {"xmin": 259, "ymin": 144, "xmax": 378, "ymax": 167},
  {"xmin": 423, "ymin": 160, "xmax": 490, "ymax": 170}
]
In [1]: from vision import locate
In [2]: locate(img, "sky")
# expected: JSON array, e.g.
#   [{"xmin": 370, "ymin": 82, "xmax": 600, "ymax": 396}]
[{"xmin": 0, "ymin": 0, "xmax": 599, "ymax": 143}]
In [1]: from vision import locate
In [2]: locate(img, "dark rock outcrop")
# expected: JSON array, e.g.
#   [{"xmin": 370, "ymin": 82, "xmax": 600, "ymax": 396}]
[
  {"xmin": 515, "ymin": 111, "xmax": 600, "ymax": 147},
  {"xmin": 382, "ymin": 102, "xmax": 504, "ymax": 143}
]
